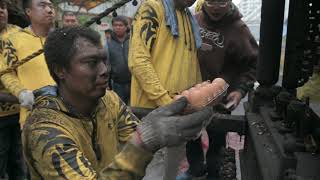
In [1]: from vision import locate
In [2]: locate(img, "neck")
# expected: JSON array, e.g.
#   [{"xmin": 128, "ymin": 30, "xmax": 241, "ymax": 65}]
[
  {"xmin": 116, "ymin": 34, "xmax": 126, "ymax": 42},
  {"xmin": 0, "ymin": 25, "xmax": 6, "ymax": 33},
  {"xmin": 59, "ymin": 86, "xmax": 98, "ymax": 117},
  {"xmin": 30, "ymin": 23, "xmax": 52, "ymax": 37}
]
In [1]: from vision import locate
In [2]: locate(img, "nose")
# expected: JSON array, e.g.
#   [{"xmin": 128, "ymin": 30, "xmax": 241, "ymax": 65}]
[
  {"xmin": 45, "ymin": 5, "xmax": 53, "ymax": 14},
  {"xmin": 97, "ymin": 60, "xmax": 108, "ymax": 78}
]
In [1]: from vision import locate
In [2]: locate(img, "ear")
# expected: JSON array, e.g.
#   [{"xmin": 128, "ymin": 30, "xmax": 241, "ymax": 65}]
[
  {"xmin": 53, "ymin": 64, "xmax": 67, "ymax": 81},
  {"xmin": 25, "ymin": 8, "xmax": 31, "ymax": 17}
]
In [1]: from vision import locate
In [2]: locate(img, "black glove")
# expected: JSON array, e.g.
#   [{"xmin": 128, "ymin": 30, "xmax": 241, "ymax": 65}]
[{"xmin": 136, "ymin": 97, "xmax": 213, "ymax": 152}]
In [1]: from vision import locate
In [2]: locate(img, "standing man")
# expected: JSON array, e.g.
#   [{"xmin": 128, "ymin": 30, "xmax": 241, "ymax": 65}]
[
  {"xmin": 0, "ymin": 0, "xmax": 25, "ymax": 179},
  {"xmin": 108, "ymin": 16, "xmax": 131, "ymax": 104},
  {"xmin": 62, "ymin": 11, "xmax": 78, "ymax": 27},
  {"xmin": 177, "ymin": 0, "xmax": 258, "ymax": 179},
  {"xmin": 0, "ymin": 0, "xmax": 56, "ymax": 125},
  {"xmin": 128, "ymin": 0, "xmax": 202, "ymax": 178}
]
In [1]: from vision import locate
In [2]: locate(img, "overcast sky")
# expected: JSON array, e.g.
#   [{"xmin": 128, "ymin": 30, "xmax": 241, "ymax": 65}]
[
  {"xmin": 190, "ymin": 0, "xmax": 242, "ymax": 13},
  {"xmin": 233, "ymin": 0, "xmax": 241, "ymax": 5}
]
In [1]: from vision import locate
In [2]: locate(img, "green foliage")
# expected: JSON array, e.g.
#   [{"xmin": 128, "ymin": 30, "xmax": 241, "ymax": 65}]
[{"xmin": 78, "ymin": 14, "xmax": 91, "ymax": 25}]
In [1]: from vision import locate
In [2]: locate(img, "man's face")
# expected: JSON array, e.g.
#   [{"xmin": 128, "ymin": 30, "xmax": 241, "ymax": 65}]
[
  {"xmin": 112, "ymin": 21, "xmax": 127, "ymax": 37},
  {"xmin": 62, "ymin": 15, "xmax": 78, "ymax": 27},
  {"xmin": 0, "ymin": 2, "xmax": 8, "ymax": 30},
  {"xmin": 62, "ymin": 38, "xmax": 110, "ymax": 101},
  {"xmin": 26, "ymin": 0, "xmax": 55, "ymax": 26},
  {"xmin": 105, "ymin": 32, "xmax": 111, "ymax": 40},
  {"xmin": 204, "ymin": 0, "xmax": 231, "ymax": 21},
  {"xmin": 174, "ymin": 0, "xmax": 197, "ymax": 9}
]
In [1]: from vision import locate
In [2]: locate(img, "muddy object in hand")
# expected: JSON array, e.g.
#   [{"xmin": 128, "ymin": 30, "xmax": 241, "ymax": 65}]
[{"xmin": 174, "ymin": 78, "xmax": 229, "ymax": 111}]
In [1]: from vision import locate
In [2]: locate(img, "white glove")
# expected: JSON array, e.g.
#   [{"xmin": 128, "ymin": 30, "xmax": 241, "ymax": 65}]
[{"xmin": 18, "ymin": 89, "xmax": 35, "ymax": 110}]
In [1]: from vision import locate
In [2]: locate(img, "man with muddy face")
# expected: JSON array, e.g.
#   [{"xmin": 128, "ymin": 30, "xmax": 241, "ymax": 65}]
[{"xmin": 22, "ymin": 26, "xmax": 212, "ymax": 180}]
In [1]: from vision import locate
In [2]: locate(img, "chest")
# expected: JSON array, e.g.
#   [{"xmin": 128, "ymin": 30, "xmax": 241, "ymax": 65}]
[{"xmin": 71, "ymin": 110, "xmax": 119, "ymax": 172}]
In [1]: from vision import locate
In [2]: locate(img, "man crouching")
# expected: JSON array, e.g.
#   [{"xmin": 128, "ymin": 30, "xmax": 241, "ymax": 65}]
[{"xmin": 22, "ymin": 26, "xmax": 212, "ymax": 179}]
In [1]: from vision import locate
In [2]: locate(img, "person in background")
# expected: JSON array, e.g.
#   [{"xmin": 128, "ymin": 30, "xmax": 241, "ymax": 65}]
[
  {"xmin": 62, "ymin": 11, "xmax": 78, "ymax": 27},
  {"xmin": 0, "ymin": 0, "xmax": 26, "ymax": 179},
  {"xmin": 22, "ymin": 26, "xmax": 212, "ymax": 179},
  {"xmin": 104, "ymin": 29, "xmax": 112, "ymax": 42},
  {"xmin": 297, "ymin": 61, "xmax": 320, "ymax": 103},
  {"xmin": 128, "ymin": 0, "xmax": 203, "ymax": 178},
  {"xmin": 177, "ymin": 0, "xmax": 258, "ymax": 179},
  {"xmin": 108, "ymin": 16, "xmax": 131, "ymax": 104},
  {"xmin": 0, "ymin": 0, "xmax": 56, "ymax": 126}
]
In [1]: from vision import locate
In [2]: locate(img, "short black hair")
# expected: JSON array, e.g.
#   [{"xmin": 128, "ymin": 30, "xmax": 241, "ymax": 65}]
[
  {"xmin": 0, "ymin": 0, "xmax": 10, "ymax": 6},
  {"xmin": 62, "ymin": 11, "xmax": 76, "ymax": 18},
  {"xmin": 104, "ymin": 29, "xmax": 112, "ymax": 33},
  {"xmin": 111, "ymin": 16, "xmax": 128, "ymax": 26},
  {"xmin": 23, "ymin": 0, "xmax": 32, "ymax": 10},
  {"xmin": 44, "ymin": 26, "xmax": 101, "ymax": 83}
]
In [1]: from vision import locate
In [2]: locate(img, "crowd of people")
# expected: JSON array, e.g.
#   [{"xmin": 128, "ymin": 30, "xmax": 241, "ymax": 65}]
[{"xmin": 0, "ymin": 0, "xmax": 262, "ymax": 179}]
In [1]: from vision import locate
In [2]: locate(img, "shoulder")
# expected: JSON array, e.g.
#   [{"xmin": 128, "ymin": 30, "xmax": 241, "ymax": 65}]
[
  {"xmin": 23, "ymin": 108, "xmax": 74, "ymax": 146},
  {"xmin": 135, "ymin": 0, "xmax": 163, "ymax": 18},
  {"xmin": 24, "ymin": 108, "xmax": 68, "ymax": 131},
  {"xmin": 6, "ymin": 24, "xmax": 21, "ymax": 33},
  {"xmin": 23, "ymin": 107, "xmax": 77, "ymax": 155},
  {"xmin": 0, "ymin": 25, "xmax": 21, "ymax": 41},
  {"xmin": 3, "ymin": 27, "xmax": 29, "ymax": 45},
  {"xmin": 101, "ymin": 90, "xmax": 122, "ymax": 109},
  {"xmin": 232, "ymin": 19, "xmax": 251, "ymax": 35},
  {"xmin": 142, "ymin": 0, "xmax": 163, "ymax": 9}
]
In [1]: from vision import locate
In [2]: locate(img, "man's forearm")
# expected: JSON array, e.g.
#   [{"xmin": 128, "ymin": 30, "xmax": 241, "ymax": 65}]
[{"xmin": 0, "ymin": 91, "xmax": 19, "ymax": 103}]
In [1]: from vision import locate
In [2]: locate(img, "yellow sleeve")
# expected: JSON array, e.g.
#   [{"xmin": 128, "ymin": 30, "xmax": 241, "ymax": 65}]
[
  {"xmin": 25, "ymin": 123, "xmax": 152, "ymax": 180},
  {"xmin": 128, "ymin": 1, "xmax": 173, "ymax": 106},
  {"xmin": 98, "ymin": 143, "xmax": 153, "ymax": 180},
  {"xmin": 116, "ymin": 98, "xmax": 140, "ymax": 142},
  {"xmin": 0, "ymin": 38, "xmax": 25, "ymax": 97}
]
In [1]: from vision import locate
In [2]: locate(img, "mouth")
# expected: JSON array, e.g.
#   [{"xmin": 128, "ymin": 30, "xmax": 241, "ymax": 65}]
[
  {"xmin": 211, "ymin": 12, "xmax": 222, "ymax": 18},
  {"xmin": 95, "ymin": 81, "xmax": 108, "ymax": 89},
  {"xmin": 46, "ymin": 16, "xmax": 54, "ymax": 20}
]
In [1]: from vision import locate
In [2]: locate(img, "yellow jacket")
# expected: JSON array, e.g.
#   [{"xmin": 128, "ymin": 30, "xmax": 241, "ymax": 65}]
[
  {"xmin": 129, "ymin": 0, "xmax": 202, "ymax": 108},
  {"xmin": 0, "ymin": 24, "xmax": 20, "ymax": 117},
  {"xmin": 0, "ymin": 27, "xmax": 55, "ymax": 123},
  {"xmin": 297, "ymin": 72, "xmax": 320, "ymax": 103},
  {"xmin": 195, "ymin": 0, "xmax": 204, "ymax": 13},
  {"xmin": 22, "ymin": 86, "xmax": 151, "ymax": 179}
]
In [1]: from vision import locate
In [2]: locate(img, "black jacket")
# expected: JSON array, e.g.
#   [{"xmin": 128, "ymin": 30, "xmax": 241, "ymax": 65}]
[{"xmin": 107, "ymin": 33, "xmax": 131, "ymax": 84}]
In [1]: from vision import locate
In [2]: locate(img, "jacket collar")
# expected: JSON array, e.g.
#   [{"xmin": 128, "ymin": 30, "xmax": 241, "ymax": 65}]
[{"xmin": 33, "ymin": 85, "xmax": 104, "ymax": 119}]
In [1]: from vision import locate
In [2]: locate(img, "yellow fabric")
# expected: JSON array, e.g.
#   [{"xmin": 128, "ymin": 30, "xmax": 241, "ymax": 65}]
[
  {"xmin": 0, "ymin": 24, "xmax": 20, "ymax": 117},
  {"xmin": 297, "ymin": 72, "xmax": 320, "ymax": 103},
  {"xmin": 22, "ymin": 89, "xmax": 152, "ymax": 179},
  {"xmin": 0, "ymin": 27, "xmax": 55, "ymax": 124},
  {"xmin": 129, "ymin": 0, "xmax": 202, "ymax": 108},
  {"xmin": 195, "ymin": 0, "xmax": 204, "ymax": 13}
]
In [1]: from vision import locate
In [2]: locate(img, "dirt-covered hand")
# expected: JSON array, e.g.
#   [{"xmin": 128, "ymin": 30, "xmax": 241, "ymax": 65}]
[{"xmin": 136, "ymin": 97, "xmax": 213, "ymax": 152}]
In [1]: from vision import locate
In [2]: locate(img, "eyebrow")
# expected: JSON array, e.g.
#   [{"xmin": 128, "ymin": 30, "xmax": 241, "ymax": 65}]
[
  {"xmin": 38, "ymin": 1, "xmax": 53, "ymax": 5},
  {"xmin": 81, "ymin": 52, "xmax": 108, "ymax": 61}
]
